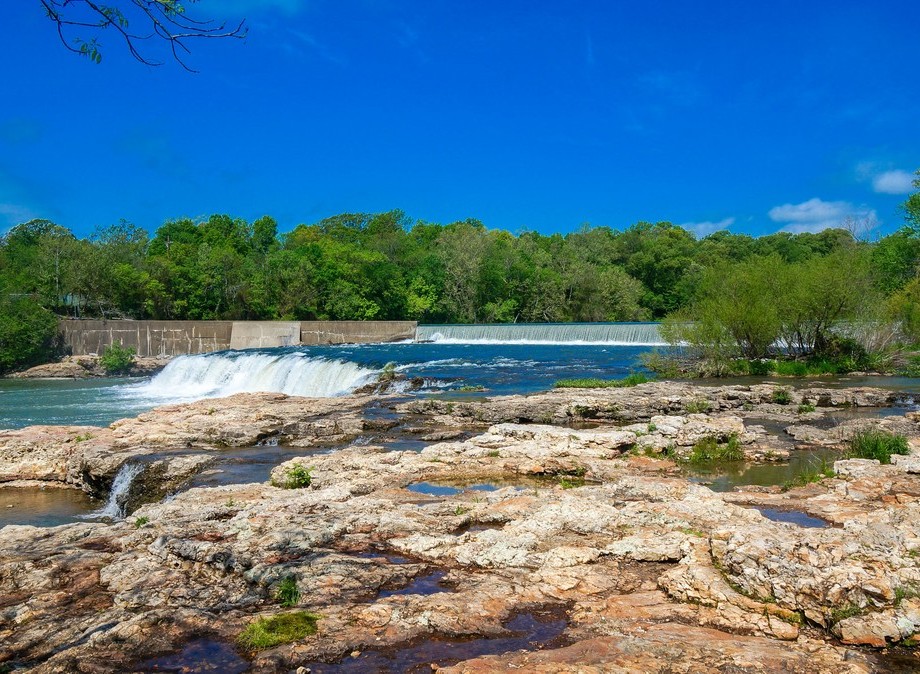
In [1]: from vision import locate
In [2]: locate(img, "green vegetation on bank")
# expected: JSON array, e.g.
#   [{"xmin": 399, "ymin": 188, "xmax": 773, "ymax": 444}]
[
  {"xmin": 554, "ymin": 373, "xmax": 652, "ymax": 388},
  {"xmin": 1, "ymin": 169, "xmax": 918, "ymax": 375},
  {"xmin": 99, "ymin": 342, "xmax": 136, "ymax": 374}
]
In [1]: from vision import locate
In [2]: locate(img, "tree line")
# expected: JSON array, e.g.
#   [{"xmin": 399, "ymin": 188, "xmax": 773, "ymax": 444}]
[{"xmin": 1, "ymin": 171, "xmax": 919, "ymax": 373}]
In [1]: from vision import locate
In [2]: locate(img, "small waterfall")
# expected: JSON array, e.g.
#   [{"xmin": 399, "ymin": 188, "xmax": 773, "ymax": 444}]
[
  {"xmin": 130, "ymin": 352, "xmax": 379, "ymax": 402},
  {"xmin": 415, "ymin": 323, "xmax": 665, "ymax": 345},
  {"xmin": 86, "ymin": 462, "xmax": 144, "ymax": 521}
]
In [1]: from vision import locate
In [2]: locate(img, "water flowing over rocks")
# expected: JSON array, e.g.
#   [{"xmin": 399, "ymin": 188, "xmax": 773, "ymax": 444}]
[{"xmin": 1, "ymin": 381, "xmax": 919, "ymax": 672}]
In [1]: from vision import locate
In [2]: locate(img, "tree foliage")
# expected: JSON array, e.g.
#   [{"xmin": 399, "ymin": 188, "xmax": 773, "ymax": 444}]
[{"xmin": 3, "ymin": 176, "xmax": 920, "ymax": 372}]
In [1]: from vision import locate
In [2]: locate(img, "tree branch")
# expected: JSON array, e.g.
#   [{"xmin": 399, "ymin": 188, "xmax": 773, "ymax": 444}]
[{"xmin": 41, "ymin": 0, "xmax": 247, "ymax": 71}]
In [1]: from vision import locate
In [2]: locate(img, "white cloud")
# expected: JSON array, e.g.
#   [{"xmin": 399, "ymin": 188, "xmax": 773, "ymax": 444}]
[
  {"xmin": 768, "ymin": 198, "xmax": 877, "ymax": 234},
  {"xmin": 680, "ymin": 217, "xmax": 735, "ymax": 238},
  {"xmin": 872, "ymin": 169, "xmax": 915, "ymax": 195}
]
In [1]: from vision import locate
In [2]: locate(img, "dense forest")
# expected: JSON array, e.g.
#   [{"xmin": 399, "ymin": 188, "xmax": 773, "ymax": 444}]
[{"xmin": 1, "ymin": 169, "xmax": 918, "ymax": 374}]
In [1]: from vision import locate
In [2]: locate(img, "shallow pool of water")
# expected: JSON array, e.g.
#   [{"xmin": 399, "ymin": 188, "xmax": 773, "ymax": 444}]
[
  {"xmin": 754, "ymin": 507, "xmax": 830, "ymax": 528},
  {"xmin": 302, "ymin": 606, "xmax": 568, "ymax": 673},
  {"xmin": 378, "ymin": 570, "xmax": 450, "ymax": 598},
  {"xmin": 136, "ymin": 638, "xmax": 249, "ymax": 673},
  {"xmin": 685, "ymin": 447, "xmax": 840, "ymax": 493},
  {"xmin": 0, "ymin": 486, "xmax": 100, "ymax": 528}
]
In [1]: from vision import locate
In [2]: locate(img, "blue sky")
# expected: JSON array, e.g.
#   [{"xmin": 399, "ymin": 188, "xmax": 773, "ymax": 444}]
[{"xmin": 1, "ymin": 0, "xmax": 917, "ymax": 238}]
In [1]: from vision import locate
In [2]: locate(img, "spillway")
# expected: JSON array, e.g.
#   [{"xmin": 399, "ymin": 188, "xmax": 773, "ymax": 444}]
[{"xmin": 415, "ymin": 322, "xmax": 664, "ymax": 345}]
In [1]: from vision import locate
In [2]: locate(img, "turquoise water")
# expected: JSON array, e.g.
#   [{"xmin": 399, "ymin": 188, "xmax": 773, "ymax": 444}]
[{"xmin": 0, "ymin": 343, "xmax": 654, "ymax": 429}]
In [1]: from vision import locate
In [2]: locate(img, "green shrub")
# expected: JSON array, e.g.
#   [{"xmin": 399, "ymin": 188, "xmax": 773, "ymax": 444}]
[
  {"xmin": 133, "ymin": 516, "xmax": 149, "ymax": 529},
  {"xmin": 686, "ymin": 434, "xmax": 744, "ymax": 464},
  {"xmin": 237, "ymin": 611, "xmax": 319, "ymax": 650},
  {"xmin": 897, "ymin": 354, "xmax": 920, "ymax": 378},
  {"xmin": 276, "ymin": 576, "xmax": 300, "ymax": 607},
  {"xmin": 272, "ymin": 463, "xmax": 313, "ymax": 489},
  {"xmin": 0, "ymin": 296, "xmax": 60, "ymax": 375},
  {"xmin": 684, "ymin": 399, "xmax": 711, "ymax": 413},
  {"xmin": 797, "ymin": 403, "xmax": 816, "ymax": 414},
  {"xmin": 99, "ymin": 341, "xmax": 136, "ymax": 374},
  {"xmin": 748, "ymin": 359, "xmax": 775, "ymax": 376},
  {"xmin": 771, "ymin": 387, "xmax": 791, "ymax": 405},
  {"xmin": 640, "ymin": 351, "xmax": 682, "ymax": 378},
  {"xmin": 846, "ymin": 429, "xmax": 910, "ymax": 464},
  {"xmin": 554, "ymin": 373, "xmax": 653, "ymax": 389}
]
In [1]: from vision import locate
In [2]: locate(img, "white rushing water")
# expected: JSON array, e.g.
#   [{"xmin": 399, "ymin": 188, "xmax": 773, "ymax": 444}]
[
  {"xmin": 85, "ymin": 462, "xmax": 144, "ymax": 521},
  {"xmin": 128, "ymin": 352, "xmax": 380, "ymax": 403},
  {"xmin": 416, "ymin": 322, "xmax": 665, "ymax": 345},
  {"xmin": 126, "ymin": 351, "xmax": 379, "ymax": 401}
]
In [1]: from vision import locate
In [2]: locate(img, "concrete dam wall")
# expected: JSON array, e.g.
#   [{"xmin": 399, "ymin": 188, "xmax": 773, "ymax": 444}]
[{"xmin": 61, "ymin": 320, "xmax": 418, "ymax": 357}]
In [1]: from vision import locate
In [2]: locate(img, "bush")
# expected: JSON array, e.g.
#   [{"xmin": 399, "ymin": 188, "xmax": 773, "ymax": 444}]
[
  {"xmin": 686, "ymin": 434, "xmax": 744, "ymax": 464},
  {"xmin": 99, "ymin": 341, "xmax": 136, "ymax": 374},
  {"xmin": 748, "ymin": 359, "xmax": 774, "ymax": 376},
  {"xmin": 237, "ymin": 611, "xmax": 319, "ymax": 650},
  {"xmin": 846, "ymin": 429, "xmax": 910, "ymax": 464},
  {"xmin": 772, "ymin": 388, "xmax": 792, "ymax": 405},
  {"xmin": 272, "ymin": 463, "xmax": 313, "ymax": 489}
]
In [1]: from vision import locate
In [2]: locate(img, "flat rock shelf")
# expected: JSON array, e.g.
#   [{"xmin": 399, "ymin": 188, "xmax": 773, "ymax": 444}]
[{"xmin": 2, "ymin": 380, "xmax": 920, "ymax": 673}]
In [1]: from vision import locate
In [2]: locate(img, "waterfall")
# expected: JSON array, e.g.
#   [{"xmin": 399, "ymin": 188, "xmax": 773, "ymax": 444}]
[
  {"xmin": 415, "ymin": 322, "xmax": 665, "ymax": 345},
  {"xmin": 85, "ymin": 462, "xmax": 144, "ymax": 521},
  {"xmin": 129, "ymin": 352, "xmax": 379, "ymax": 402}
]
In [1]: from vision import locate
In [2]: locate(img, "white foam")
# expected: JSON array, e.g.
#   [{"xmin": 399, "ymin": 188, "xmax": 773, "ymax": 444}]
[
  {"xmin": 124, "ymin": 352, "xmax": 379, "ymax": 403},
  {"xmin": 83, "ymin": 462, "xmax": 144, "ymax": 521},
  {"xmin": 416, "ymin": 323, "xmax": 666, "ymax": 346}
]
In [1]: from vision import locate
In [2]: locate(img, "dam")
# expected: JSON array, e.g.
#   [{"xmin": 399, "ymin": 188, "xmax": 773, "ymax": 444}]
[{"xmin": 59, "ymin": 320, "xmax": 663, "ymax": 357}]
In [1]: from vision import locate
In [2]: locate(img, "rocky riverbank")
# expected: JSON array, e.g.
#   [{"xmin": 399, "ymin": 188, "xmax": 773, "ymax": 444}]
[
  {"xmin": 8, "ymin": 355, "xmax": 171, "ymax": 379},
  {"xmin": 1, "ymin": 381, "xmax": 918, "ymax": 672}
]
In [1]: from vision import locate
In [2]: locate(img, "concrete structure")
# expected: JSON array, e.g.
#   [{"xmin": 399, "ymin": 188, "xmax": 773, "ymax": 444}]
[
  {"xmin": 61, "ymin": 320, "xmax": 417, "ymax": 356},
  {"xmin": 229, "ymin": 321, "xmax": 302, "ymax": 350},
  {"xmin": 300, "ymin": 321, "xmax": 417, "ymax": 345},
  {"xmin": 61, "ymin": 320, "xmax": 233, "ymax": 358}
]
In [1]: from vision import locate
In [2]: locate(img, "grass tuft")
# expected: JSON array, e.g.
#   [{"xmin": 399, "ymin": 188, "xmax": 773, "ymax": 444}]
[
  {"xmin": 771, "ymin": 387, "xmax": 792, "ymax": 405},
  {"xmin": 686, "ymin": 434, "xmax": 744, "ymax": 464},
  {"xmin": 781, "ymin": 456, "xmax": 835, "ymax": 491},
  {"xmin": 237, "ymin": 611, "xmax": 319, "ymax": 650},
  {"xmin": 684, "ymin": 398, "xmax": 711, "ymax": 414},
  {"xmin": 554, "ymin": 373, "xmax": 653, "ymax": 389},
  {"xmin": 276, "ymin": 576, "xmax": 300, "ymax": 608},
  {"xmin": 845, "ymin": 429, "xmax": 910, "ymax": 464}
]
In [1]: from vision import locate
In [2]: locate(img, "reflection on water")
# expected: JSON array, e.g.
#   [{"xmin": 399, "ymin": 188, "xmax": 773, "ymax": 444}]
[
  {"xmin": 302, "ymin": 607, "xmax": 568, "ymax": 673},
  {"xmin": 754, "ymin": 507, "xmax": 830, "ymax": 528},
  {"xmin": 136, "ymin": 639, "xmax": 249, "ymax": 674},
  {"xmin": 685, "ymin": 447, "xmax": 840, "ymax": 493},
  {"xmin": 0, "ymin": 486, "xmax": 99, "ymax": 527}
]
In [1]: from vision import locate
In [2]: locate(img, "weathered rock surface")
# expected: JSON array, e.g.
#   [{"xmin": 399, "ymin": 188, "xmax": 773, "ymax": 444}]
[
  {"xmin": 2, "ymin": 381, "xmax": 919, "ymax": 672},
  {"xmin": 8, "ymin": 355, "xmax": 170, "ymax": 379}
]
